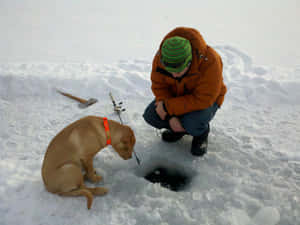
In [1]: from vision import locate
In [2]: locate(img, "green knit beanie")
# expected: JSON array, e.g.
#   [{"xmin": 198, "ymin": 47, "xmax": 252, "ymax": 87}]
[{"xmin": 161, "ymin": 36, "xmax": 192, "ymax": 73}]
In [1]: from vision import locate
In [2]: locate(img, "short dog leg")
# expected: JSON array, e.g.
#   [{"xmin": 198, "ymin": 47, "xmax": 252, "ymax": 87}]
[{"xmin": 82, "ymin": 157, "xmax": 102, "ymax": 183}]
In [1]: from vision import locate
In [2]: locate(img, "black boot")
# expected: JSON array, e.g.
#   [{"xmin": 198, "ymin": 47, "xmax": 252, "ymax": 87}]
[
  {"xmin": 162, "ymin": 130, "xmax": 186, "ymax": 142},
  {"xmin": 191, "ymin": 126, "xmax": 210, "ymax": 157}
]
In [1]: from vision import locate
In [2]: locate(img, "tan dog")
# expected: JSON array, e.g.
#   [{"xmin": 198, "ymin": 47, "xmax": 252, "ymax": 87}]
[{"xmin": 41, "ymin": 116, "xmax": 135, "ymax": 209}]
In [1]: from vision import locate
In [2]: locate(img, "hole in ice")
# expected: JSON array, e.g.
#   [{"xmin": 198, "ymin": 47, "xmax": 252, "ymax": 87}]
[
  {"xmin": 144, "ymin": 166, "xmax": 190, "ymax": 192},
  {"xmin": 135, "ymin": 157, "xmax": 194, "ymax": 192}
]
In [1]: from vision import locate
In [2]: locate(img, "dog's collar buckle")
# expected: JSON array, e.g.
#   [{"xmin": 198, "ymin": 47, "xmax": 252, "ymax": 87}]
[{"xmin": 103, "ymin": 117, "xmax": 111, "ymax": 145}]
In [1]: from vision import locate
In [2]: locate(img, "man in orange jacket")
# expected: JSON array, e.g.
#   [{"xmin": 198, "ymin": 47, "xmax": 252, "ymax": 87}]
[{"xmin": 143, "ymin": 27, "xmax": 227, "ymax": 156}]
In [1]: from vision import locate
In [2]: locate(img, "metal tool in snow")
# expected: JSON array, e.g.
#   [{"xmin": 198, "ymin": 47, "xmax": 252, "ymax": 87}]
[
  {"xmin": 57, "ymin": 89, "xmax": 98, "ymax": 108},
  {"xmin": 109, "ymin": 92, "xmax": 125, "ymax": 124},
  {"xmin": 109, "ymin": 92, "xmax": 141, "ymax": 165}
]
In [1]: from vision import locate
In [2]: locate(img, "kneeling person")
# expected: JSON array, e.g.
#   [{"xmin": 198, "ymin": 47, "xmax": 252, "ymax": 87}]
[{"xmin": 143, "ymin": 27, "xmax": 227, "ymax": 156}]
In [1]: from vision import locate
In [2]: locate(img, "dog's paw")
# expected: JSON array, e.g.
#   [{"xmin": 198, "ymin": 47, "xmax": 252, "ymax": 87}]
[
  {"xmin": 89, "ymin": 174, "xmax": 103, "ymax": 183},
  {"xmin": 93, "ymin": 187, "xmax": 108, "ymax": 196},
  {"xmin": 84, "ymin": 172, "xmax": 103, "ymax": 183}
]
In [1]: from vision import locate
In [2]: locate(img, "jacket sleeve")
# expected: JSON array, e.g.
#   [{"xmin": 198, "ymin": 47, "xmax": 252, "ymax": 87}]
[
  {"xmin": 150, "ymin": 54, "xmax": 173, "ymax": 102},
  {"xmin": 164, "ymin": 57, "xmax": 223, "ymax": 116}
]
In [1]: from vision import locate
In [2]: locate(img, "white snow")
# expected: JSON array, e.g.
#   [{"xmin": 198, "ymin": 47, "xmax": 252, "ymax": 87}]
[
  {"xmin": 250, "ymin": 207, "xmax": 280, "ymax": 225},
  {"xmin": 1, "ymin": 48, "xmax": 300, "ymax": 225},
  {"xmin": 1, "ymin": 1, "xmax": 300, "ymax": 225}
]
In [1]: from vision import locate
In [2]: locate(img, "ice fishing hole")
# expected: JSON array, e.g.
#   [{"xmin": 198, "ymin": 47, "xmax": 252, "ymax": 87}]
[{"xmin": 135, "ymin": 158, "xmax": 195, "ymax": 192}]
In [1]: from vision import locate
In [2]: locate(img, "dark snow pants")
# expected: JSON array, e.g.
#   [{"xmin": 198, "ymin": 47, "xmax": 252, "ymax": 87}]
[{"xmin": 143, "ymin": 100, "xmax": 219, "ymax": 137}]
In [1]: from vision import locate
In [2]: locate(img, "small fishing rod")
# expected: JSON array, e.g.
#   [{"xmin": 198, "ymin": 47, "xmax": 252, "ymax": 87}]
[{"xmin": 109, "ymin": 92, "xmax": 141, "ymax": 165}]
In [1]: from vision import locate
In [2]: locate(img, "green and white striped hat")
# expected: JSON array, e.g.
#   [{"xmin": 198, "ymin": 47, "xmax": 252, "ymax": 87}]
[{"xmin": 161, "ymin": 36, "xmax": 192, "ymax": 73}]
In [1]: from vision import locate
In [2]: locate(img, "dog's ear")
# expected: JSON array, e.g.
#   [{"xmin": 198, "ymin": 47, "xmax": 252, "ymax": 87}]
[
  {"xmin": 114, "ymin": 127, "xmax": 135, "ymax": 160},
  {"xmin": 121, "ymin": 134, "xmax": 131, "ymax": 145},
  {"xmin": 121, "ymin": 127, "xmax": 135, "ymax": 146}
]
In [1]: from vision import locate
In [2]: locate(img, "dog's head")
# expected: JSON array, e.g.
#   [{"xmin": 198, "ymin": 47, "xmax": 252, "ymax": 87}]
[{"xmin": 113, "ymin": 126, "xmax": 136, "ymax": 160}]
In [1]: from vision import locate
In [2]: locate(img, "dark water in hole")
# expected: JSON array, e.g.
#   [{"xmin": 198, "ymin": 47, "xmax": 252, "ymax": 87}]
[{"xmin": 144, "ymin": 167, "xmax": 189, "ymax": 192}]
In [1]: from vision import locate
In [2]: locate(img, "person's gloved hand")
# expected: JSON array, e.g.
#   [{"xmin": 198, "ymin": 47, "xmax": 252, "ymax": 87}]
[
  {"xmin": 169, "ymin": 117, "xmax": 186, "ymax": 132},
  {"xmin": 155, "ymin": 101, "xmax": 167, "ymax": 120}
]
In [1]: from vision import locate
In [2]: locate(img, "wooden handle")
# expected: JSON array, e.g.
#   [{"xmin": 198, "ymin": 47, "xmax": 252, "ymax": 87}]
[{"xmin": 57, "ymin": 90, "xmax": 87, "ymax": 103}]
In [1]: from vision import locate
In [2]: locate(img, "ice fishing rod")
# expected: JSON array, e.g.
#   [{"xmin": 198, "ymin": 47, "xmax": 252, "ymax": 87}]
[
  {"xmin": 109, "ymin": 92, "xmax": 141, "ymax": 165},
  {"xmin": 109, "ymin": 92, "xmax": 125, "ymax": 124}
]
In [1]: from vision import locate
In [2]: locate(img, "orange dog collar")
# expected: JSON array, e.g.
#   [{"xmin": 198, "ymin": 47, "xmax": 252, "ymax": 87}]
[{"xmin": 103, "ymin": 117, "xmax": 111, "ymax": 145}]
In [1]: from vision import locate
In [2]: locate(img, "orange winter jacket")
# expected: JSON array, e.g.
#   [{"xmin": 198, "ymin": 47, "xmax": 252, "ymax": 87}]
[{"xmin": 151, "ymin": 27, "xmax": 227, "ymax": 116}]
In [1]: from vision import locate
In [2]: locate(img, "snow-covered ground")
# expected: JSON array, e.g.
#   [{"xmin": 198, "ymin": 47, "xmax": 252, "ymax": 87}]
[
  {"xmin": 1, "ymin": 45, "xmax": 300, "ymax": 225},
  {"xmin": 1, "ymin": 1, "xmax": 300, "ymax": 224}
]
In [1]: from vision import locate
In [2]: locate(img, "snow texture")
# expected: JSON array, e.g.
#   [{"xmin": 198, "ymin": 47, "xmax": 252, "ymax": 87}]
[{"xmin": 1, "ymin": 46, "xmax": 300, "ymax": 225}]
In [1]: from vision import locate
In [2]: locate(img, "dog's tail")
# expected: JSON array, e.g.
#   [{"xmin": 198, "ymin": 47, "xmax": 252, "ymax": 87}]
[{"xmin": 59, "ymin": 188, "xmax": 94, "ymax": 209}]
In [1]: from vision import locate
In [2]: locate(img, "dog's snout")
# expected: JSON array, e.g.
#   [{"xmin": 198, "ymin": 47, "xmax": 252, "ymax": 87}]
[
  {"xmin": 122, "ymin": 151, "xmax": 133, "ymax": 160},
  {"xmin": 124, "ymin": 153, "xmax": 132, "ymax": 160}
]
